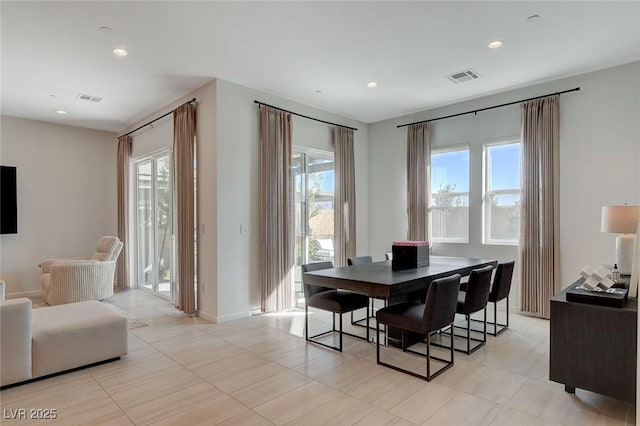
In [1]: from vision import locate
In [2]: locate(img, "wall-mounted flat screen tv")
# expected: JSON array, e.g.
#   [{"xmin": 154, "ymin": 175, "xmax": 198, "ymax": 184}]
[{"xmin": 1, "ymin": 166, "xmax": 18, "ymax": 234}]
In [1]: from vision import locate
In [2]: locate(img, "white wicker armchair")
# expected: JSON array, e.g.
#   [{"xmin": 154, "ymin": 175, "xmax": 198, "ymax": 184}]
[{"xmin": 40, "ymin": 236, "xmax": 123, "ymax": 305}]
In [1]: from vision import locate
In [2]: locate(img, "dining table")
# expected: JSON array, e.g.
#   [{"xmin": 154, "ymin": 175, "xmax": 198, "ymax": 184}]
[{"xmin": 302, "ymin": 256, "xmax": 498, "ymax": 347}]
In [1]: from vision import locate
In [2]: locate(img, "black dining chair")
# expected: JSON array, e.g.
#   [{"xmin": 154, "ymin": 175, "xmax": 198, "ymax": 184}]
[
  {"xmin": 302, "ymin": 262, "xmax": 370, "ymax": 352},
  {"xmin": 375, "ymin": 274, "xmax": 461, "ymax": 381},
  {"xmin": 449, "ymin": 265, "xmax": 494, "ymax": 354},
  {"xmin": 347, "ymin": 256, "xmax": 373, "ymax": 265},
  {"xmin": 384, "ymin": 252, "xmax": 393, "ymax": 261},
  {"xmin": 347, "ymin": 256, "xmax": 376, "ymax": 326},
  {"xmin": 468, "ymin": 261, "xmax": 515, "ymax": 336}
]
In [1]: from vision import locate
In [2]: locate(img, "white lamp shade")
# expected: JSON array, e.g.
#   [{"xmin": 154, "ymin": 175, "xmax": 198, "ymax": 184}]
[{"xmin": 601, "ymin": 205, "xmax": 640, "ymax": 234}]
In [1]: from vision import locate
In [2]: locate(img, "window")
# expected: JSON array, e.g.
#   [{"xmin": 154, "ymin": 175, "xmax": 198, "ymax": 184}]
[
  {"xmin": 431, "ymin": 147, "xmax": 469, "ymax": 243},
  {"xmin": 483, "ymin": 142, "xmax": 521, "ymax": 244},
  {"xmin": 135, "ymin": 152, "xmax": 174, "ymax": 300}
]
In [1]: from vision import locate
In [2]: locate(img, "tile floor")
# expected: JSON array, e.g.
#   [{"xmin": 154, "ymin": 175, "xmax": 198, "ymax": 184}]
[{"xmin": 0, "ymin": 289, "xmax": 636, "ymax": 425}]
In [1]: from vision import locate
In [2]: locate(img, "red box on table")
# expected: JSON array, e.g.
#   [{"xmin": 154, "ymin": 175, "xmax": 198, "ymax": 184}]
[{"xmin": 391, "ymin": 241, "xmax": 429, "ymax": 270}]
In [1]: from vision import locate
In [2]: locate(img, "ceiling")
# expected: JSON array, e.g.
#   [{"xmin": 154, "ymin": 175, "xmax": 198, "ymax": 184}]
[{"xmin": 2, "ymin": 1, "xmax": 639, "ymax": 133}]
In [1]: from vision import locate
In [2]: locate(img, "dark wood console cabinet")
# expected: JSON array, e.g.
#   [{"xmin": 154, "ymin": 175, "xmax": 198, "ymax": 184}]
[{"xmin": 550, "ymin": 280, "xmax": 637, "ymax": 403}]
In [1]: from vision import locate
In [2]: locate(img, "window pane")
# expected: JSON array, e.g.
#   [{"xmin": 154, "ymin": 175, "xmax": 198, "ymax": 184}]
[
  {"xmin": 488, "ymin": 143, "xmax": 521, "ymax": 190},
  {"xmin": 155, "ymin": 155, "xmax": 172, "ymax": 296},
  {"xmin": 432, "ymin": 149, "xmax": 469, "ymax": 194},
  {"xmin": 485, "ymin": 143, "xmax": 521, "ymax": 244},
  {"xmin": 487, "ymin": 192, "xmax": 520, "ymax": 242},
  {"xmin": 431, "ymin": 149, "xmax": 469, "ymax": 242},
  {"xmin": 136, "ymin": 161, "xmax": 153, "ymax": 290},
  {"xmin": 307, "ymin": 156, "xmax": 334, "ymax": 262}
]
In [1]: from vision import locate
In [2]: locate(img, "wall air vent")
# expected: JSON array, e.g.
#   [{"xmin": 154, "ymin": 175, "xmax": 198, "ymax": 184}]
[
  {"xmin": 76, "ymin": 93, "xmax": 103, "ymax": 103},
  {"xmin": 446, "ymin": 69, "xmax": 480, "ymax": 84}
]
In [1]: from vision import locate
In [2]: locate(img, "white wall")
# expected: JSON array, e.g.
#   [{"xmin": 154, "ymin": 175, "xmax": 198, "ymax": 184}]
[
  {"xmin": 368, "ymin": 62, "xmax": 640, "ymax": 304},
  {"xmin": 215, "ymin": 79, "xmax": 369, "ymax": 320},
  {"xmin": 0, "ymin": 116, "xmax": 117, "ymax": 296}
]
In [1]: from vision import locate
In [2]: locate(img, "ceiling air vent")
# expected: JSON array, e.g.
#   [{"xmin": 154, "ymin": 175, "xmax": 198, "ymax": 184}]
[
  {"xmin": 76, "ymin": 93, "xmax": 103, "ymax": 103},
  {"xmin": 446, "ymin": 69, "xmax": 480, "ymax": 84}
]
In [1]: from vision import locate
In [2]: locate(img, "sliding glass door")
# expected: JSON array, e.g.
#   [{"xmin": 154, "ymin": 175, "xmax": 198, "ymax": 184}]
[
  {"xmin": 293, "ymin": 149, "xmax": 334, "ymax": 306},
  {"xmin": 135, "ymin": 152, "xmax": 174, "ymax": 300}
]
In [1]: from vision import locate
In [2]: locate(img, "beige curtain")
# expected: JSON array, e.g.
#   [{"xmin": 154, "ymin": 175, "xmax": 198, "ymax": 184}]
[
  {"xmin": 260, "ymin": 106, "xmax": 294, "ymax": 313},
  {"xmin": 333, "ymin": 127, "xmax": 356, "ymax": 267},
  {"xmin": 173, "ymin": 103, "xmax": 197, "ymax": 315},
  {"xmin": 407, "ymin": 122, "xmax": 431, "ymax": 241},
  {"xmin": 519, "ymin": 95, "xmax": 560, "ymax": 319},
  {"xmin": 116, "ymin": 135, "xmax": 132, "ymax": 289}
]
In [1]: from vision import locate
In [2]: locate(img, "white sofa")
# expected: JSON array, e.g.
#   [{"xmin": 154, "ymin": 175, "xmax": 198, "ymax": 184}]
[
  {"xmin": 0, "ymin": 298, "xmax": 128, "ymax": 388},
  {"xmin": 40, "ymin": 236, "xmax": 123, "ymax": 305}
]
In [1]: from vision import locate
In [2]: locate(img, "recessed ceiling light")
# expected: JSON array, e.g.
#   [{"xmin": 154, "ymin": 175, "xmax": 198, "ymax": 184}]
[
  {"xmin": 48, "ymin": 94, "xmax": 57, "ymax": 98},
  {"xmin": 112, "ymin": 48, "xmax": 128, "ymax": 56},
  {"xmin": 100, "ymin": 26, "xmax": 112, "ymax": 31},
  {"xmin": 315, "ymin": 90, "xmax": 323, "ymax": 94},
  {"xmin": 55, "ymin": 110, "xmax": 67, "ymax": 115},
  {"xmin": 487, "ymin": 40, "xmax": 503, "ymax": 49},
  {"xmin": 366, "ymin": 81, "xmax": 378, "ymax": 88},
  {"xmin": 527, "ymin": 14, "xmax": 540, "ymax": 22}
]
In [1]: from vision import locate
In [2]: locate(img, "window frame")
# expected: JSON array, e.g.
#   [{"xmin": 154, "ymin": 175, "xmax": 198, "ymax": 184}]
[
  {"xmin": 430, "ymin": 144, "xmax": 470, "ymax": 244},
  {"xmin": 482, "ymin": 140, "xmax": 522, "ymax": 246}
]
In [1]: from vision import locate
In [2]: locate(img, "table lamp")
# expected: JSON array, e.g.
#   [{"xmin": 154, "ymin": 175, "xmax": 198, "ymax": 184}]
[{"xmin": 601, "ymin": 205, "xmax": 640, "ymax": 275}]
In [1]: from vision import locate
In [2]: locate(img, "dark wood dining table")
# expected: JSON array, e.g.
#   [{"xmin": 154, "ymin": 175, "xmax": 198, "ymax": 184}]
[
  {"xmin": 302, "ymin": 256, "xmax": 498, "ymax": 347},
  {"xmin": 302, "ymin": 256, "xmax": 497, "ymax": 300}
]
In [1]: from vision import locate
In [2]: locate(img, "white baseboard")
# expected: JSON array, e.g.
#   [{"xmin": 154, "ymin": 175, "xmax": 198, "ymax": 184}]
[
  {"xmin": 197, "ymin": 309, "xmax": 251, "ymax": 323},
  {"xmin": 197, "ymin": 310, "xmax": 217, "ymax": 322},
  {"xmin": 6, "ymin": 290, "xmax": 41, "ymax": 299}
]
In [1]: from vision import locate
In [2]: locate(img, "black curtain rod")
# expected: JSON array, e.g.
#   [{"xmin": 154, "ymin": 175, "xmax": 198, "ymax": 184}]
[
  {"xmin": 119, "ymin": 98, "xmax": 197, "ymax": 138},
  {"xmin": 254, "ymin": 100, "xmax": 358, "ymax": 131},
  {"xmin": 397, "ymin": 87, "xmax": 580, "ymax": 128}
]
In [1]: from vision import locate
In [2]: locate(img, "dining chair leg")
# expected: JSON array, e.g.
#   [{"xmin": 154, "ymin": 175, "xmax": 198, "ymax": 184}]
[
  {"xmin": 339, "ymin": 313, "xmax": 343, "ymax": 352},
  {"xmin": 506, "ymin": 297, "xmax": 509, "ymax": 328},
  {"xmin": 305, "ymin": 305, "xmax": 309, "ymax": 341},
  {"xmin": 494, "ymin": 301, "xmax": 498, "ymax": 336},
  {"xmin": 376, "ymin": 322, "xmax": 381, "ymax": 364},
  {"xmin": 332, "ymin": 313, "xmax": 336, "ymax": 332},
  {"xmin": 449, "ymin": 325, "xmax": 454, "ymax": 365},
  {"xmin": 466, "ymin": 315, "xmax": 471, "ymax": 354},
  {"xmin": 366, "ymin": 309, "xmax": 370, "ymax": 342},
  {"xmin": 484, "ymin": 308, "xmax": 487, "ymax": 343},
  {"xmin": 426, "ymin": 332, "xmax": 431, "ymax": 380}
]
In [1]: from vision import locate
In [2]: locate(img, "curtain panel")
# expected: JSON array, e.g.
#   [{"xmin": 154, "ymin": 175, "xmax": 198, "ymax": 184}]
[
  {"xmin": 519, "ymin": 95, "xmax": 560, "ymax": 319},
  {"xmin": 407, "ymin": 122, "xmax": 431, "ymax": 241},
  {"xmin": 333, "ymin": 127, "xmax": 357, "ymax": 267},
  {"xmin": 116, "ymin": 135, "xmax": 132, "ymax": 289},
  {"xmin": 173, "ymin": 103, "xmax": 197, "ymax": 315},
  {"xmin": 260, "ymin": 107, "xmax": 294, "ymax": 312}
]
